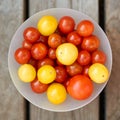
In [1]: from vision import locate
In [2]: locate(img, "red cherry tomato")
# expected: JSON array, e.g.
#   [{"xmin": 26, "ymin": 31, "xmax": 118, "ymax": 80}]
[
  {"xmin": 92, "ymin": 50, "xmax": 106, "ymax": 64},
  {"xmin": 31, "ymin": 78, "xmax": 49, "ymax": 93},
  {"xmin": 22, "ymin": 40, "xmax": 32, "ymax": 50},
  {"xmin": 59, "ymin": 16, "xmax": 75, "ymax": 34},
  {"xmin": 36, "ymin": 35, "xmax": 48, "ymax": 45},
  {"xmin": 48, "ymin": 48, "xmax": 56, "ymax": 59},
  {"xmin": 31, "ymin": 43, "xmax": 48, "ymax": 60},
  {"xmin": 77, "ymin": 20, "xmax": 94, "ymax": 37},
  {"xmin": 66, "ymin": 61, "xmax": 83, "ymax": 76},
  {"xmin": 55, "ymin": 66, "xmax": 67, "ymax": 83},
  {"xmin": 77, "ymin": 50, "xmax": 91, "ymax": 66},
  {"xmin": 14, "ymin": 47, "xmax": 31, "ymax": 64},
  {"xmin": 62, "ymin": 37, "xmax": 67, "ymax": 43},
  {"xmin": 67, "ymin": 31, "xmax": 82, "ymax": 45},
  {"xmin": 67, "ymin": 75, "xmax": 93, "ymax": 100},
  {"xmin": 48, "ymin": 33, "xmax": 62, "ymax": 48},
  {"xmin": 82, "ymin": 65, "xmax": 90, "ymax": 76},
  {"xmin": 63, "ymin": 78, "xmax": 70, "ymax": 92},
  {"xmin": 55, "ymin": 27, "xmax": 65, "ymax": 36},
  {"xmin": 56, "ymin": 59, "xmax": 63, "ymax": 66},
  {"xmin": 23, "ymin": 27, "xmax": 40, "ymax": 43},
  {"xmin": 81, "ymin": 35, "xmax": 100, "ymax": 52},
  {"xmin": 37, "ymin": 58, "xmax": 54, "ymax": 68},
  {"xmin": 28, "ymin": 58, "xmax": 38, "ymax": 69}
]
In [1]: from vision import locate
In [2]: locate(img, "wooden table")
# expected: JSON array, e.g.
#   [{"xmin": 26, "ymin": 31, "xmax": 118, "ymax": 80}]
[{"xmin": 0, "ymin": 0, "xmax": 120, "ymax": 120}]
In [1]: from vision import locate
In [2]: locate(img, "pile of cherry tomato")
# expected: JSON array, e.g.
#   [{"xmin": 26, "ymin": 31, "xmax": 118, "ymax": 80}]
[{"xmin": 14, "ymin": 15, "xmax": 109, "ymax": 105}]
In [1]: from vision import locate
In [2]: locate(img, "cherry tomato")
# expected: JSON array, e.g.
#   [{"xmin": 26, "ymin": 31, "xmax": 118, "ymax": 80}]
[
  {"xmin": 55, "ymin": 66, "xmax": 67, "ymax": 83},
  {"xmin": 77, "ymin": 20, "xmax": 94, "ymax": 37},
  {"xmin": 56, "ymin": 43, "xmax": 78, "ymax": 65},
  {"xmin": 77, "ymin": 50, "xmax": 91, "ymax": 66},
  {"xmin": 59, "ymin": 16, "xmax": 75, "ymax": 34},
  {"xmin": 67, "ymin": 31, "xmax": 82, "ymax": 45},
  {"xmin": 18, "ymin": 64, "xmax": 36, "ymax": 82},
  {"xmin": 48, "ymin": 48, "xmax": 56, "ymax": 59},
  {"xmin": 47, "ymin": 83, "xmax": 67, "ymax": 104},
  {"xmin": 37, "ymin": 58, "xmax": 54, "ymax": 68},
  {"xmin": 31, "ymin": 43, "xmax": 48, "ymax": 60},
  {"xmin": 66, "ymin": 61, "xmax": 83, "ymax": 76},
  {"xmin": 23, "ymin": 27, "xmax": 40, "ymax": 43},
  {"xmin": 22, "ymin": 40, "xmax": 32, "ymax": 50},
  {"xmin": 31, "ymin": 78, "xmax": 49, "ymax": 93},
  {"xmin": 28, "ymin": 57, "xmax": 38, "ymax": 69},
  {"xmin": 37, "ymin": 65, "xmax": 56, "ymax": 84},
  {"xmin": 14, "ymin": 47, "xmax": 31, "ymax": 64},
  {"xmin": 81, "ymin": 35, "xmax": 100, "ymax": 52},
  {"xmin": 92, "ymin": 50, "xmax": 106, "ymax": 64},
  {"xmin": 88, "ymin": 63, "xmax": 109, "ymax": 83},
  {"xmin": 56, "ymin": 59, "xmax": 63, "ymax": 66},
  {"xmin": 55, "ymin": 27, "xmax": 65, "ymax": 36},
  {"xmin": 48, "ymin": 33, "xmax": 62, "ymax": 48},
  {"xmin": 62, "ymin": 37, "xmax": 67, "ymax": 43},
  {"xmin": 63, "ymin": 78, "xmax": 70, "ymax": 92},
  {"xmin": 67, "ymin": 75, "xmax": 93, "ymax": 100},
  {"xmin": 37, "ymin": 15, "xmax": 58, "ymax": 36},
  {"xmin": 36, "ymin": 35, "xmax": 48, "ymax": 45},
  {"xmin": 82, "ymin": 65, "xmax": 90, "ymax": 76}
]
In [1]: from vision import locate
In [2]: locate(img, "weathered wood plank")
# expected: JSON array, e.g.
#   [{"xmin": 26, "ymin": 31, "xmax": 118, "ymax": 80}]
[
  {"xmin": 29, "ymin": 0, "xmax": 99, "ymax": 120},
  {"xmin": 105, "ymin": 0, "xmax": 120, "ymax": 120},
  {"xmin": 0, "ymin": 0, "xmax": 25, "ymax": 119}
]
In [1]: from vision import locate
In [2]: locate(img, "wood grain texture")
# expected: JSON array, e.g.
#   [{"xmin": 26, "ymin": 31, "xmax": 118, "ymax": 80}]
[
  {"xmin": 29, "ymin": 0, "xmax": 99, "ymax": 120},
  {"xmin": 0, "ymin": 0, "xmax": 25, "ymax": 119},
  {"xmin": 105, "ymin": 0, "xmax": 120, "ymax": 120}
]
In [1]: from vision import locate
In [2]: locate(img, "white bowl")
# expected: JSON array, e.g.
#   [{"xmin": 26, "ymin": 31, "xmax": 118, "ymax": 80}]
[{"xmin": 8, "ymin": 8, "xmax": 112, "ymax": 112}]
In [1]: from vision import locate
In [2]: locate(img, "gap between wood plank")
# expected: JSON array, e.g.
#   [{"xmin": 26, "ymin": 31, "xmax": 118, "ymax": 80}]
[
  {"xmin": 24, "ymin": 0, "xmax": 30, "ymax": 120},
  {"xmin": 99, "ymin": 0, "xmax": 106, "ymax": 120}
]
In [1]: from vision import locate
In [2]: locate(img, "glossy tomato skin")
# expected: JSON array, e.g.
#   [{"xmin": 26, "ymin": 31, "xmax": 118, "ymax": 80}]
[
  {"xmin": 66, "ymin": 61, "xmax": 83, "ymax": 76},
  {"xmin": 92, "ymin": 50, "xmax": 106, "ymax": 64},
  {"xmin": 48, "ymin": 33, "xmax": 62, "ymax": 48},
  {"xmin": 14, "ymin": 47, "xmax": 31, "ymax": 64},
  {"xmin": 82, "ymin": 65, "xmax": 90, "ymax": 76},
  {"xmin": 67, "ymin": 75, "xmax": 93, "ymax": 100},
  {"xmin": 37, "ymin": 65, "xmax": 56, "ymax": 84},
  {"xmin": 28, "ymin": 57, "xmax": 38, "ymax": 69},
  {"xmin": 37, "ymin": 58, "xmax": 54, "ymax": 68},
  {"xmin": 47, "ymin": 83, "xmax": 67, "ymax": 104},
  {"xmin": 36, "ymin": 35, "xmax": 48, "ymax": 45},
  {"xmin": 67, "ymin": 31, "xmax": 82, "ymax": 45},
  {"xmin": 48, "ymin": 48, "xmax": 56, "ymax": 59},
  {"xmin": 31, "ymin": 78, "xmax": 49, "ymax": 93},
  {"xmin": 22, "ymin": 40, "xmax": 32, "ymax": 50},
  {"xmin": 81, "ymin": 35, "xmax": 100, "ymax": 52},
  {"xmin": 59, "ymin": 16, "xmax": 75, "ymax": 34},
  {"xmin": 23, "ymin": 27, "xmax": 40, "ymax": 43},
  {"xmin": 55, "ymin": 66, "xmax": 67, "ymax": 83},
  {"xmin": 63, "ymin": 78, "xmax": 70, "ymax": 92},
  {"xmin": 77, "ymin": 20, "xmax": 94, "ymax": 37},
  {"xmin": 31, "ymin": 43, "xmax": 48, "ymax": 60},
  {"xmin": 37, "ymin": 15, "xmax": 58, "ymax": 36},
  {"xmin": 77, "ymin": 50, "xmax": 91, "ymax": 66}
]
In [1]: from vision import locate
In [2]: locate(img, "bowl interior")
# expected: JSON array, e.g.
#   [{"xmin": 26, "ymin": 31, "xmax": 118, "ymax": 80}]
[{"xmin": 8, "ymin": 8, "xmax": 112, "ymax": 112}]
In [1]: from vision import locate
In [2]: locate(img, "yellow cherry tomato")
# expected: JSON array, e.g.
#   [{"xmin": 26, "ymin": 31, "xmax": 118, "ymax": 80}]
[
  {"xmin": 47, "ymin": 83, "xmax": 67, "ymax": 104},
  {"xmin": 37, "ymin": 15, "xmax": 58, "ymax": 36},
  {"xmin": 88, "ymin": 63, "xmax": 109, "ymax": 83},
  {"xmin": 18, "ymin": 64, "xmax": 36, "ymax": 82},
  {"xmin": 56, "ymin": 43, "xmax": 78, "ymax": 65},
  {"xmin": 37, "ymin": 65, "xmax": 56, "ymax": 84}
]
